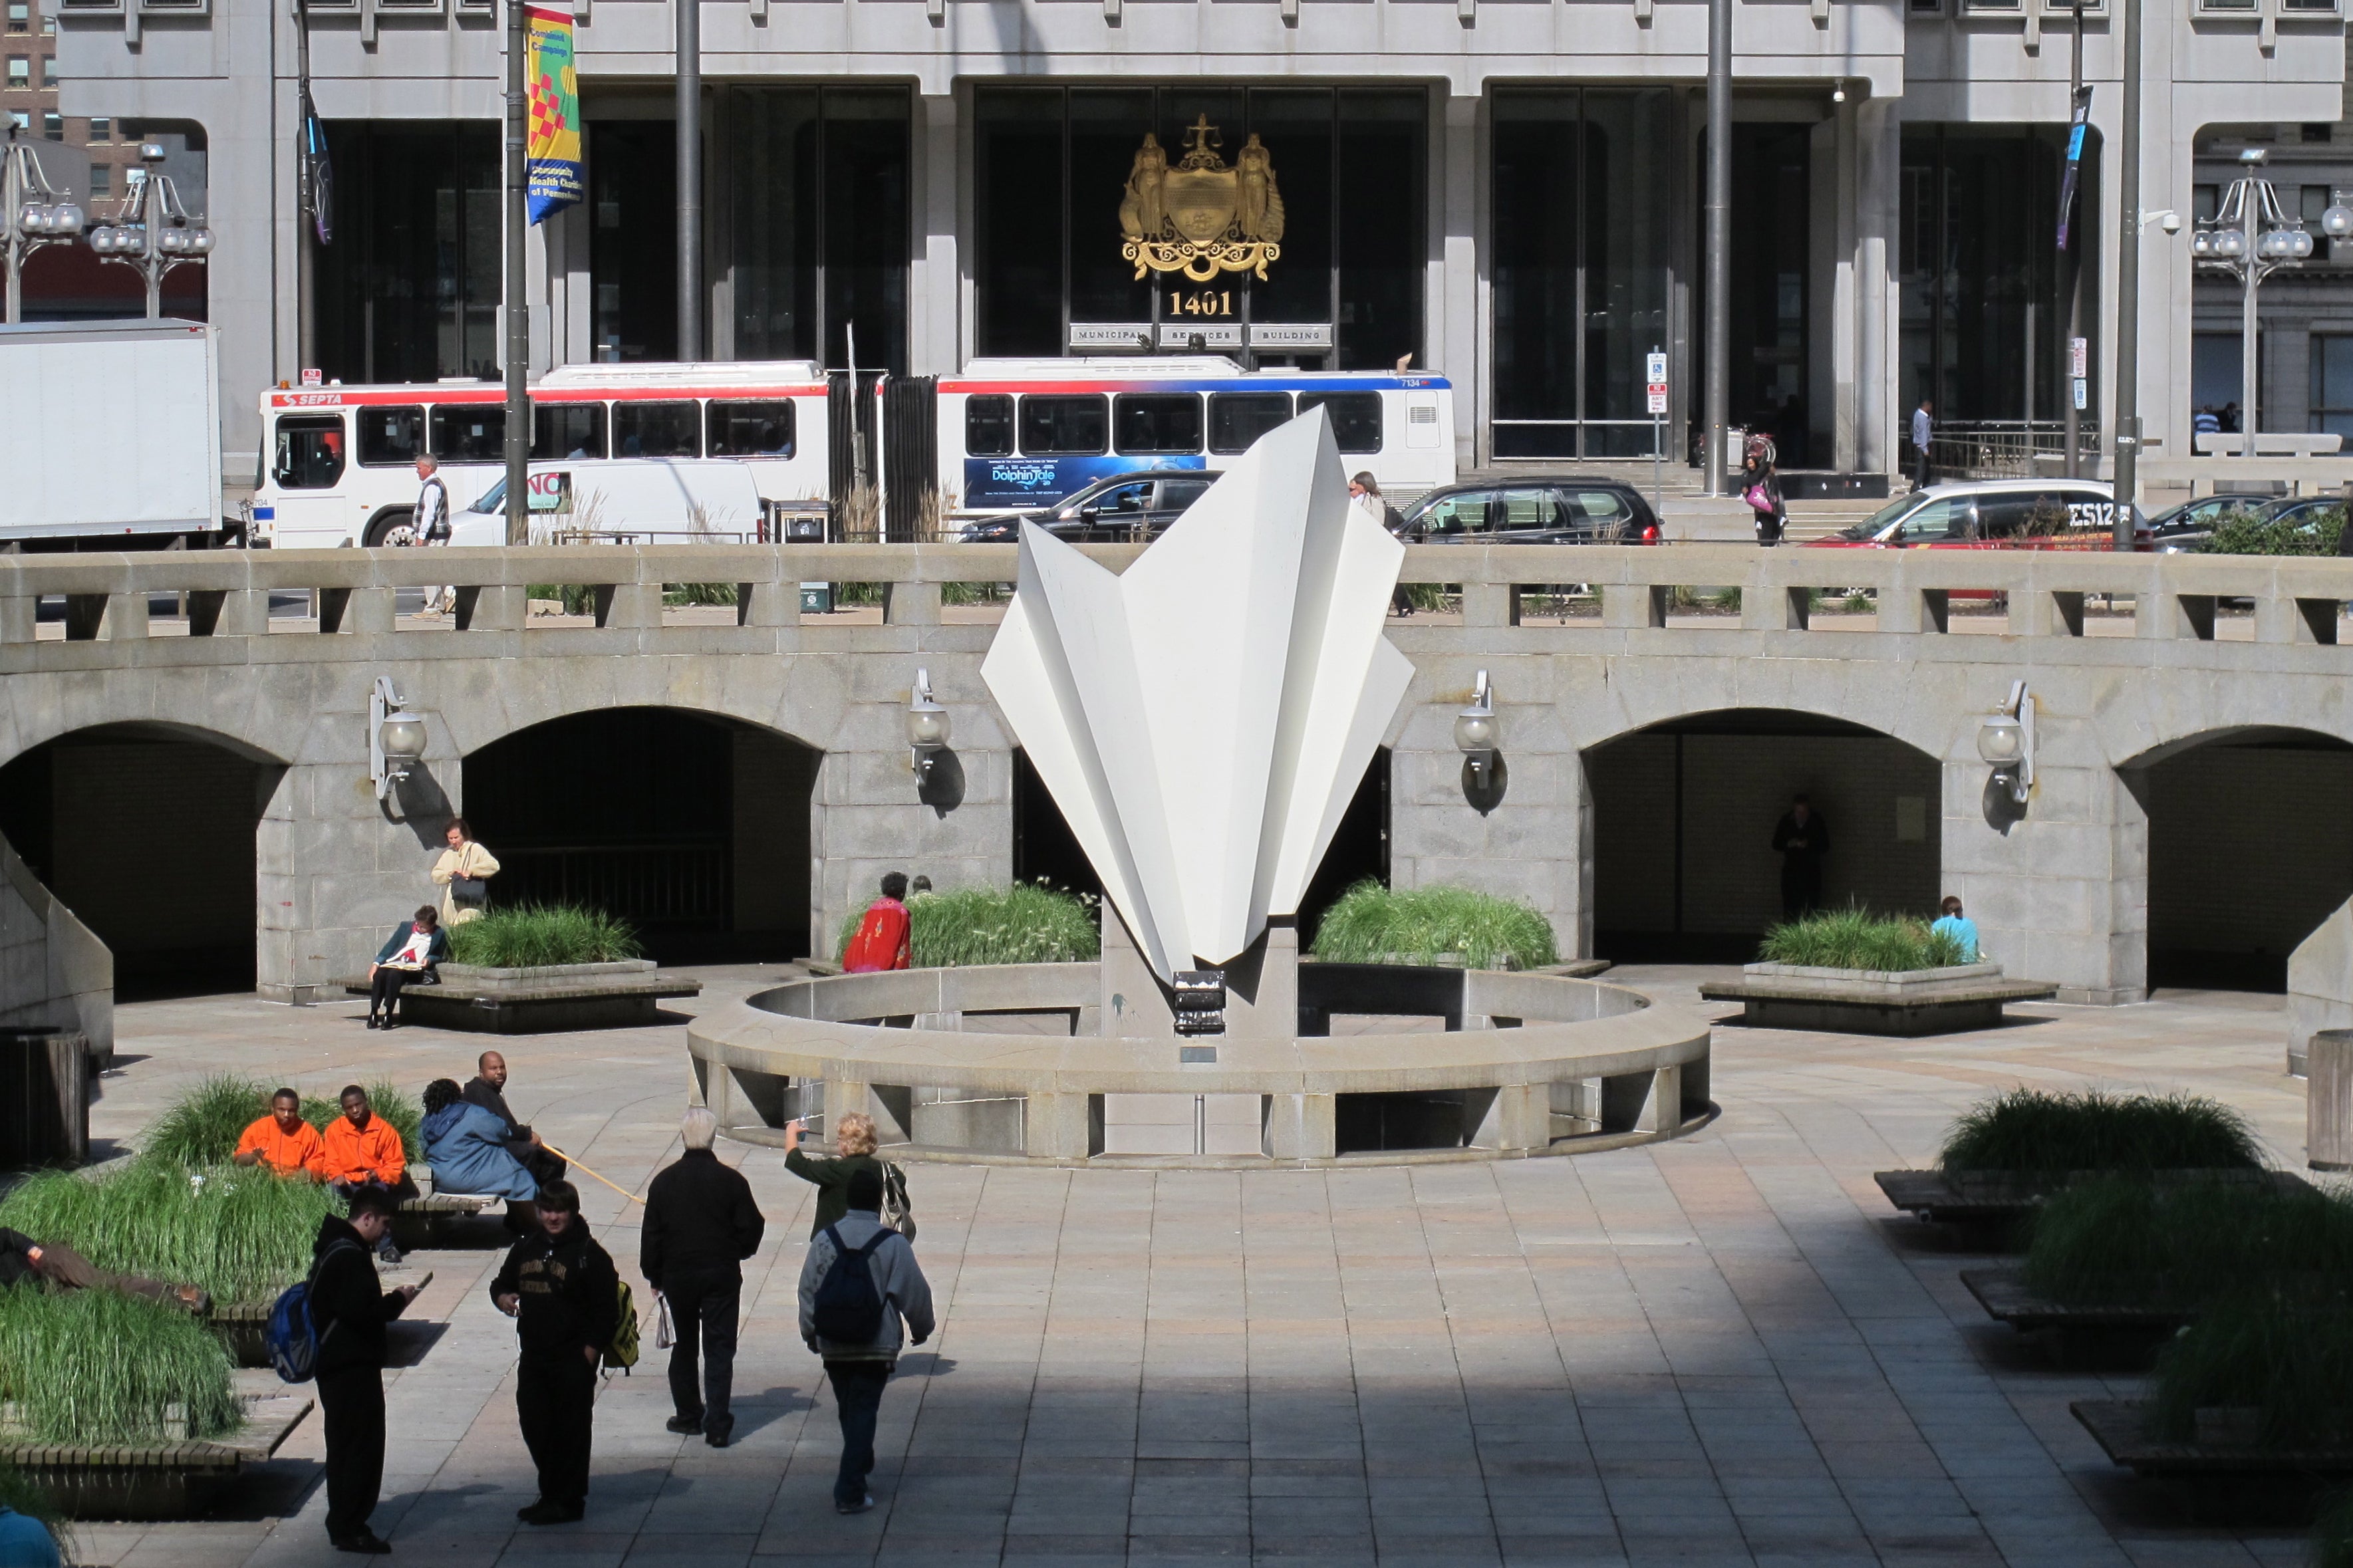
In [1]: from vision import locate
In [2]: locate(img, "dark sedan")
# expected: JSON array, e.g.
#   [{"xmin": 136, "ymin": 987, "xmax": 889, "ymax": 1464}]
[
  {"xmin": 1397, "ymin": 479, "xmax": 1662, "ymax": 544},
  {"xmin": 957, "ymin": 470, "xmax": 1222, "ymax": 544}
]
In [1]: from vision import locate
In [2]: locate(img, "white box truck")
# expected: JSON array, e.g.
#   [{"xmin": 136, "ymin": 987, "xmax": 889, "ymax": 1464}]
[{"xmin": 0, "ymin": 318, "xmax": 225, "ymax": 549}]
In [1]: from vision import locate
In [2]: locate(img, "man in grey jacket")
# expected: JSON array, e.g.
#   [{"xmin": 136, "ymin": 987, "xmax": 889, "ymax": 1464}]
[{"xmin": 797, "ymin": 1167, "xmax": 934, "ymax": 1515}]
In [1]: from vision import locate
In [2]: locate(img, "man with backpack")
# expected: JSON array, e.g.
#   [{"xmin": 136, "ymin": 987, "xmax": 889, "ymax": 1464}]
[
  {"xmin": 311, "ymin": 1186, "xmax": 424, "ymax": 1555},
  {"xmin": 841, "ymin": 872, "xmax": 913, "ymax": 973},
  {"xmin": 489, "ymin": 1180, "xmax": 620, "ymax": 1526},
  {"xmin": 640, "ymin": 1107, "xmax": 765, "ymax": 1449},
  {"xmin": 797, "ymin": 1167, "xmax": 934, "ymax": 1515}
]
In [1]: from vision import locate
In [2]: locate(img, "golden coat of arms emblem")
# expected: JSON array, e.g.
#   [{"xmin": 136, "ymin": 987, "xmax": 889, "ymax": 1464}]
[{"xmin": 1119, "ymin": 116, "xmax": 1285, "ymax": 283}]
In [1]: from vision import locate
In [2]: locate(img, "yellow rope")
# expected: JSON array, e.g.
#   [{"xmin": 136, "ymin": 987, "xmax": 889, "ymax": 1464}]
[{"xmin": 539, "ymin": 1142, "xmax": 647, "ymax": 1206}]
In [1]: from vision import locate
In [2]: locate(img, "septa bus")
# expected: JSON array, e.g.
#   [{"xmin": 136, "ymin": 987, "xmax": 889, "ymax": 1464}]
[
  {"xmin": 887, "ymin": 358, "xmax": 1457, "ymax": 525},
  {"xmin": 247, "ymin": 360, "xmax": 832, "ymax": 549}
]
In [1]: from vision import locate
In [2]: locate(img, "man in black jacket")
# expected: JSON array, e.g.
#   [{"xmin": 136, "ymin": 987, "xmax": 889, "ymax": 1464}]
[
  {"xmin": 313, "ymin": 1188, "xmax": 424, "ymax": 1555},
  {"xmin": 640, "ymin": 1107, "xmax": 765, "ymax": 1448},
  {"xmin": 464, "ymin": 1051, "xmax": 568, "ymax": 1189},
  {"xmin": 1771, "ymin": 794, "xmax": 1831, "ymax": 919},
  {"xmin": 489, "ymin": 1180, "xmax": 619, "ymax": 1525}
]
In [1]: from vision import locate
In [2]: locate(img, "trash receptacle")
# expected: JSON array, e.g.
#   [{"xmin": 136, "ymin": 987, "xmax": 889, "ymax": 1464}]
[
  {"xmin": 2311, "ymin": 1028, "xmax": 2353, "ymax": 1172},
  {"xmin": 0, "ymin": 1027, "xmax": 88, "ymax": 1168}
]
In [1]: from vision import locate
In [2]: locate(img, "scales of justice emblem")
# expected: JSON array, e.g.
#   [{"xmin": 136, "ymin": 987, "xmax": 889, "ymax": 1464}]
[{"xmin": 1119, "ymin": 115, "xmax": 1286, "ymax": 283}]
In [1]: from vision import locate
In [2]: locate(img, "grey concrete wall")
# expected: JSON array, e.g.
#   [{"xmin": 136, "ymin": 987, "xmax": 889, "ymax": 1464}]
[{"xmin": 0, "ymin": 830, "xmax": 112, "ymax": 1060}]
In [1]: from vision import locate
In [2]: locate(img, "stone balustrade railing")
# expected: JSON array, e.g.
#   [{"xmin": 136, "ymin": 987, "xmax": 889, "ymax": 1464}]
[{"xmin": 3, "ymin": 543, "xmax": 2351, "ymax": 652}]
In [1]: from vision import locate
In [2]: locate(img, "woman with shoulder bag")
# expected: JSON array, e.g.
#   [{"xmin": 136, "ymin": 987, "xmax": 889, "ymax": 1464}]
[{"xmin": 432, "ymin": 817, "xmax": 500, "ymax": 926}]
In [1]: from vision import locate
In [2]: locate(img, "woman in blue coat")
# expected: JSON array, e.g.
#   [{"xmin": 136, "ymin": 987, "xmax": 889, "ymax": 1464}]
[{"xmin": 420, "ymin": 1079, "xmax": 538, "ymax": 1222}]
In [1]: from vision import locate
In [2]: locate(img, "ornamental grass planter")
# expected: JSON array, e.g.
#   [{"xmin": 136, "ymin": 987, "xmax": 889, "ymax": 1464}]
[
  {"xmin": 1873, "ymin": 1166, "xmax": 2310, "ymax": 1239},
  {"xmin": 1699, "ymin": 960, "xmax": 2057, "ymax": 1036},
  {"xmin": 339, "ymin": 960, "xmax": 702, "ymax": 1033},
  {"xmin": 0, "ymin": 1393, "xmax": 311, "ymax": 1521}
]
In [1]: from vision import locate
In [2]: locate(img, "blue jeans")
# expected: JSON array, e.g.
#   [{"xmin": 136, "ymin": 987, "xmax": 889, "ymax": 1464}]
[{"xmin": 824, "ymin": 1361, "xmax": 891, "ymax": 1505}]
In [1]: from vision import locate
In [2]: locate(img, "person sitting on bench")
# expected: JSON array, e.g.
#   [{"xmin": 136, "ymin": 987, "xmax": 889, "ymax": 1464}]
[
  {"xmin": 420, "ymin": 1079, "xmax": 538, "ymax": 1228},
  {"xmin": 367, "ymin": 906, "xmax": 448, "ymax": 1030},
  {"xmin": 233, "ymin": 1087, "xmax": 327, "ymax": 1178},
  {"xmin": 1, "ymin": 1227, "xmax": 208, "ymax": 1313}
]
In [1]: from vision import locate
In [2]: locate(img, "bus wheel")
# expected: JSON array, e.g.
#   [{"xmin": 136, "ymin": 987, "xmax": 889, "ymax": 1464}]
[{"xmin": 364, "ymin": 509, "xmax": 418, "ymax": 549}]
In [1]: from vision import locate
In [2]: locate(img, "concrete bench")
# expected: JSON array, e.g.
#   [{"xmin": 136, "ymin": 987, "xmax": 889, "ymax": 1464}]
[
  {"xmin": 2073, "ymin": 1399, "xmax": 2353, "ymax": 1477},
  {"xmin": 339, "ymin": 960, "xmax": 702, "ymax": 1033},
  {"xmin": 0, "ymin": 1393, "xmax": 311, "ymax": 1519},
  {"xmin": 1701, "ymin": 962, "xmax": 2056, "ymax": 1037}
]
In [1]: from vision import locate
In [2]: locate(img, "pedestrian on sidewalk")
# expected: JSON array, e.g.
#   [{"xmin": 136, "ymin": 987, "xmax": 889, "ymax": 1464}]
[
  {"xmin": 464, "ymin": 1051, "xmax": 568, "ymax": 1189},
  {"xmin": 314, "ymin": 1185, "xmax": 425, "ymax": 1555},
  {"xmin": 491, "ymin": 1180, "xmax": 617, "ymax": 1527},
  {"xmin": 784, "ymin": 1112, "xmax": 887, "ymax": 1238},
  {"xmin": 411, "ymin": 456, "xmax": 454, "ymax": 615},
  {"xmin": 798, "ymin": 1168, "xmax": 934, "ymax": 1516},
  {"xmin": 322, "ymin": 1085, "xmax": 410, "ymax": 1263},
  {"xmin": 1740, "ymin": 427, "xmax": 1784, "ymax": 547},
  {"xmin": 841, "ymin": 873, "xmax": 912, "ymax": 973},
  {"xmin": 1771, "ymin": 794, "xmax": 1830, "ymax": 920},
  {"xmin": 431, "ymin": 818, "xmax": 499, "ymax": 927},
  {"xmin": 641, "ymin": 1107, "xmax": 765, "ymax": 1448},
  {"xmin": 1911, "ymin": 398, "xmax": 1933, "ymax": 491}
]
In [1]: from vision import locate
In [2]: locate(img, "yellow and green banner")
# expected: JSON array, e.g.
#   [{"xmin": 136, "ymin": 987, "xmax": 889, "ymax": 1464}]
[{"xmin": 525, "ymin": 5, "xmax": 583, "ymax": 225}]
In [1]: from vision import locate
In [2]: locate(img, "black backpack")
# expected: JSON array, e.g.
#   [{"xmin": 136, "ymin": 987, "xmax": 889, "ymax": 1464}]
[{"xmin": 811, "ymin": 1224, "xmax": 891, "ymax": 1343}]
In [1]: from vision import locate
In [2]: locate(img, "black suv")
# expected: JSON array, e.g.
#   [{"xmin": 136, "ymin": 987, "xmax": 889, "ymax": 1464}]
[
  {"xmin": 1397, "ymin": 479, "xmax": 1661, "ymax": 544},
  {"xmin": 958, "ymin": 470, "xmax": 1223, "ymax": 543}
]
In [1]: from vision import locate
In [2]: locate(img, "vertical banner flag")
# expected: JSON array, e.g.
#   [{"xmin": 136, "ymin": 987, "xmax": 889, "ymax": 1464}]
[
  {"xmin": 299, "ymin": 88, "xmax": 333, "ymax": 245},
  {"xmin": 525, "ymin": 5, "xmax": 584, "ymax": 225},
  {"xmin": 2056, "ymin": 84, "xmax": 2092, "ymax": 251}
]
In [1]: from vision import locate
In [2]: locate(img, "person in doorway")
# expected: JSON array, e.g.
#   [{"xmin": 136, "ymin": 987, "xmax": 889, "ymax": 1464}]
[
  {"xmin": 797, "ymin": 1166, "xmax": 934, "ymax": 1516},
  {"xmin": 784, "ymin": 1112, "xmax": 887, "ymax": 1238},
  {"xmin": 464, "ymin": 1051, "xmax": 568, "ymax": 1188},
  {"xmin": 366, "ymin": 906, "xmax": 446, "ymax": 1030},
  {"xmin": 432, "ymin": 818, "xmax": 499, "ymax": 926},
  {"xmin": 1770, "ymin": 795, "xmax": 1831, "ymax": 920},
  {"xmin": 313, "ymin": 1184, "xmax": 424, "ymax": 1555},
  {"xmin": 412, "ymin": 456, "xmax": 454, "ymax": 616},
  {"xmin": 490, "ymin": 1180, "xmax": 619, "ymax": 1527},
  {"xmin": 1910, "ymin": 398, "xmax": 1933, "ymax": 491},
  {"xmin": 841, "ymin": 873, "xmax": 913, "ymax": 974},
  {"xmin": 2195, "ymin": 405, "xmax": 2223, "ymax": 438},
  {"xmin": 1741, "ymin": 427, "xmax": 1784, "ymax": 547},
  {"xmin": 234, "ymin": 1087, "xmax": 327, "ymax": 1179},
  {"xmin": 0, "ymin": 1226, "xmax": 208, "ymax": 1312},
  {"xmin": 1931, "ymin": 896, "xmax": 1981, "ymax": 962},
  {"xmin": 420, "ymin": 1079, "xmax": 539, "ymax": 1225},
  {"xmin": 2221, "ymin": 400, "xmax": 2242, "ymax": 435},
  {"xmin": 323, "ymin": 1085, "xmax": 410, "ymax": 1263},
  {"xmin": 640, "ymin": 1107, "xmax": 765, "ymax": 1448}
]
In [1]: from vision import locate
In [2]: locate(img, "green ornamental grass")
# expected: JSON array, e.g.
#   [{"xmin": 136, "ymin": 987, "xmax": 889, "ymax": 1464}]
[
  {"xmin": 2315, "ymin": 1488, "xmax": 2353, "ymax": 1568},
  {"xmin": 1308, "ymin": 881, "xmax": 1558, "ymax": 970},
  {"xmin": 0, "ymin": 1286, "xmax": 239, "ymax": 1445},
  {"xmin": 0, "ymin": 1157, "xmax": 337, "ymax": 1305},
  {"xmin": 1937, "ymin": 1088, "xmax": 2265, "ymax": 1178},
  {"xmin": 837, "ymin": 883, "xmax": 1101, "ymax": 968},
  {"xmin": 2150, "ymin": 1292, "xmax": 2353, "ymax": 1449},
  {"xmin": 446, "ymin": 902, "xmax": 643, "ymax": 968},
  {"xmin": 2200, "ymin": 505, "xmax": 2345, "ymax": 557},
  {"xmin": 137, "ymin": 1075, "xmax": 421, "ymax": 1166},
  {"xmin": 2022, "ymin": 1177, "xmax": 2353, "ymax": 1305},
  {"xmin": 1756, "ymin": 906, "xmax": 1967, "ymax": 972}
]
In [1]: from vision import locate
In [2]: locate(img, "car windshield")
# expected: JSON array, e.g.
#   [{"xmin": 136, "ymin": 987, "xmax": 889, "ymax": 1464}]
[
  {"xmin": 1836, "ymin": 495, "xmax": 1920, "ymax": 541},
  {"xmin": 468, "ymin": 479, "xmax": 505, "ymax": 514}
]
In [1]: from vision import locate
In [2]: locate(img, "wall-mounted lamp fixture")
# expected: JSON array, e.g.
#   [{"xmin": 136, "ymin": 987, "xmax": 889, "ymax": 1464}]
[
  {"xmin": 370, "ymin": 676, "xmax": 427, "ymax": 801},
  {"xmin": 1455, "ymin": 669, "xmax": 1498, "ymax": 787},
  {"xmin": 1978, "ymin": 680, "xmax": 2034, "ymax": 809},
  {"xmin": 908, "ymin": 668, "xmax": 951, "ymax": 785}
]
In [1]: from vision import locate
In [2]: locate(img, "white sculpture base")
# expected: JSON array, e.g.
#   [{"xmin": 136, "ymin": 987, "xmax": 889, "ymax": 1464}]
[{"xmin": 1099, "ymin": 905, "xmax": 1299, "ymax": 1043}]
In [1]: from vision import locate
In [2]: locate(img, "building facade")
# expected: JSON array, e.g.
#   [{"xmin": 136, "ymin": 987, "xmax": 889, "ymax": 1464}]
[{"xmin": 45, "ymin": 0, "xmax": 2349, "ymax": 478}]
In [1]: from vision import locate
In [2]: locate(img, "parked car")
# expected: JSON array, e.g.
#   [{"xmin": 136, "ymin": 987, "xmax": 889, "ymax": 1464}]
[
  {"xmin": 2144, "ymin": 493, "xmax": 2269, "ymax": 553},
  {"xmin": 958, "ymin": 469, "xmax": 1223, "ymax": 543},
  {"xmin": 1806, "ymin": 479, "xmax": 2151, "ymax": 551},
  {"xmin": 1397, "ymin": 479, "xmax": 1662, "ymax": 544}
]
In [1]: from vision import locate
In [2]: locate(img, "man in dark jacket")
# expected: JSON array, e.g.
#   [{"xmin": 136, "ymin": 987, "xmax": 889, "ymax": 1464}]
[
  {"xmin": 640, "ymin": 1107, "xmax": 765, "ymax": 1448},
  {"xmin": 489, "ymin": 1180, "xmax": 619, "ymax": 1525},
  {"xmin": 1771, "ymin": 794, "xmax": 1831, "ymax": 919},
  {"xmin": 0, "ymin": 1227, "xmax": 206, "ymax": 1310},
  {"xmin": 314, "ymin": 1187, "xmax": 424, "ymax": 1554},
  {"xmin": 464, "ymin": 1051, "xmax": 567, "ymax": 1188},
  {"xmin": 797, "ymin": 1167, "xmax": 934, "ymax": 1515}
]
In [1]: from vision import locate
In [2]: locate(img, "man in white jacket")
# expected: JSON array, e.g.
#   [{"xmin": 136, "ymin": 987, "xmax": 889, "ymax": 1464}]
[{"xmin": 797, "ymin": 1167, "xmax": 934, "ymax": 1515}]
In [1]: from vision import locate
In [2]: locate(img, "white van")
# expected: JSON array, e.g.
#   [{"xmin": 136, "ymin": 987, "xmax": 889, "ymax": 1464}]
[{"xmin": 448, "ymin": 459, "xmax": 767, "ymax": 547}]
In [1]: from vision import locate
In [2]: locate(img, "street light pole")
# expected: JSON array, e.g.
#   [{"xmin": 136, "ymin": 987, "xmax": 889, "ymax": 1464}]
[
  {"xmin": 3, "ymin": 128, "xmax": 86, "ymax": 325},
  {"xmin": 2064, "ymin": 0, "xmax": 2084, "ymax": 479},
  {"xmin": 2110, "ymin": 0, "xmax": 2141, "ymax": 547},
  {"xmin": 84, "ymin": 144, "xmax": 213, "ymax": 319},
  {"xmin": 1703, "ymin": 0, "xmax": 1732, "ymax": 497},
  {"xmin": 2191, "ymin": 161, "xmax": 2313, "ymax": 438},
  {"xmin": 676, "ymin": 0, "xmax": 700, "ymax": 360},
  {"xmin": 503, "ymin": 0, "xmax": 529, "ymax": 545}
]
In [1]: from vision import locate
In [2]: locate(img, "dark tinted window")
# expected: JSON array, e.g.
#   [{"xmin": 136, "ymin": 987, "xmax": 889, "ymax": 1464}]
[
  {"xmin": 1113, "ymin": 393, "xmax": 1203, "ymax": 455},
  {"xmin": 1159, "ymin": 477, "xmax": 1212, "ymax": 512},
  {"xmin": 1414, "ymin": 490, "xmax": 1494, "ymax": 536},
  {"xmin": 966, "ymin": 394, "xmax": 1014, "ymax": 457},
  {"xmin": 1296, "ymin": 391, "xmax": 1382, "ymax": 453},
  {"xmin": 357, "ymin": 406, "xmax": 426, "ymax": 467},
  {"xmin": 1020, "ymin": 394, "xmax": 1109, "ymax": 455},
  {"xmin": 531, "ymin": 404, "xmax": 608, "ymax": 460},
  {"xmin": 1208, "ymin": 392, "xmax": 1292, "ymax": 454},
  {"xmin": 613, "ymin": 400, "xmax": 701, "ymax": 458},
  {"xmin": 430, "ymin": 405, "xmax": 506, "ymax": 462},
  {"xmin": 272, "ymin": 414, "xmax": 346, "ymax": 489},
  {"xmin": 1562, "ymin": 487, "xmax": 1636, "ymax": 531},
  {"xmin": 1074, "ymin": 481, "xmax": 1151, "ymax": 516},
  {"xmin": 709, "ymin": 400, "xmax": 795, "ymax": 457}
]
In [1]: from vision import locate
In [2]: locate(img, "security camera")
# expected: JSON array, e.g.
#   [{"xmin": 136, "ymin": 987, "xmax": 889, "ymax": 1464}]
[{"xmin": 2161, "ymin": 211, "xmax": 2183, "ymax": 235}]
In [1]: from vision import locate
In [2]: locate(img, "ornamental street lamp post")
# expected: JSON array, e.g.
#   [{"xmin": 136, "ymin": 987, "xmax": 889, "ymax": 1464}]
[
  {"xmin": 2189, "ymin": 151, "xmax": 2315, "ymax": 438},
  {"xmin": 83, "ymin": 142, "xmax": 213, "ymax": 320},
  {"xmin": 3, "ymin": 127, "xmax": 86, "ymax": 325}
]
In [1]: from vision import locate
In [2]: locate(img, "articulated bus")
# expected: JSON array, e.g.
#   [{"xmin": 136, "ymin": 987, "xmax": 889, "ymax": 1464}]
[
  {"xmin": 249, "ymin": 361, "xmax": 832, "ymax": 549},
  {"xmin": 895, "ymin": 358, "xmax": 1457, "ymax": 524}
]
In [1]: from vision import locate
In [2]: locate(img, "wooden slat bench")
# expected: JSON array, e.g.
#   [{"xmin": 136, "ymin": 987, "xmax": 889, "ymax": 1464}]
[{"xmin": 0, "ymin": 1393, "xmax": 311, "ymax": 1519}]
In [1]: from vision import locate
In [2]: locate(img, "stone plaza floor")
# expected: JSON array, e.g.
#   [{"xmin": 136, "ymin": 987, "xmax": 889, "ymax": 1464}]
[{"xmin": 61, "ymin": 964, "xmax": 2323, "ymax": 1568}]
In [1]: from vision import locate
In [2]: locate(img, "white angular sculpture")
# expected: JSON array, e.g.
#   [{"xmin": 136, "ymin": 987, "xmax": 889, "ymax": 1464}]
[{"xmin": 982, "ymin": 408, "xmax": 1414, "ymax": 983}]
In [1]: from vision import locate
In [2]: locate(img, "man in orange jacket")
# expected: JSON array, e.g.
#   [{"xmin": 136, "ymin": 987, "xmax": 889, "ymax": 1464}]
[
  {"xmin": 234, "ymin": 1088, "xmax": 327, "ymax": 1180},
  {"xmin": 323, "ymin": 1085, "xmax": 410, "ymax": 1263},
  {"xmin": 841, "ymin": 872, "xmax": 913, "ymax": 974}
]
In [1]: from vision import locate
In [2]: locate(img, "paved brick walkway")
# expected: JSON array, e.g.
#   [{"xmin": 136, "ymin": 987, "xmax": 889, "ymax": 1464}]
[{"xmin": 65, "ymin": 966, "xmax": 2315, "ymax": 1567}]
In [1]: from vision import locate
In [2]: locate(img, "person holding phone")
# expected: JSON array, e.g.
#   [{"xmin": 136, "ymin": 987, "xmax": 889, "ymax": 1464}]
[
  {"xmin": 783, "ymin": 1112, "xmax": 886, "ymax": 1237},
  {"xmin": 313, "ymin": 1185, "xmax": 427, "ymax": 1555}
]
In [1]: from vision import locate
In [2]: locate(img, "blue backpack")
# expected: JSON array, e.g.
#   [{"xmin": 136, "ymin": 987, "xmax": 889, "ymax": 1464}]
[
  {"xmin": 267, "ymin": 1239, "xmax": 359, "ymax": 1384},
  {"xmin": 810, "ymin": 1225, "xmax": 891, "ymax": 1343}
]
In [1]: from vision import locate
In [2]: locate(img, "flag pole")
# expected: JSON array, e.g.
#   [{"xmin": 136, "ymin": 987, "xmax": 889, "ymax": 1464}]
[{"xmin": 503, "ymin": 0, "xmax": 530, "ymax": 546}]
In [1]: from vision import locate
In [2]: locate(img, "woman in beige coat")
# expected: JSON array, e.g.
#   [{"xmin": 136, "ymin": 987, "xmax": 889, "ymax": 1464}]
[{"xmin": 431, "ymin": 817, "xmax": 500, "ymax": 925}]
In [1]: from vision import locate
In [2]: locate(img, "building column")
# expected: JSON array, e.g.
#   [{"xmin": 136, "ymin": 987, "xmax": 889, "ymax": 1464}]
[
  {"xmin": 1854, "ymin": 96, "xmax": 1899, "ymax": 477},
  {"xmin": 1431, "ymin": 88, "xmax": 1479, "ymax": 467},
  {"xmin": 912, "ymin": 91, "xmax": 960, "ymax": 377},
  {"xmin": 1831, "ymin": 99, "xmax": 1861, "ymax": 472}
]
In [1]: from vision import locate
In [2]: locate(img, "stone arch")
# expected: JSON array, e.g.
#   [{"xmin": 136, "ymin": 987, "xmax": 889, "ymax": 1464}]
[
  {"xmin": 1582, "ymin": 707, "xmax": 1944, "ymax": 962},
  {"xmin": 2119, "ymin": 724, "xmax": 2353, "ymax": 991},
  {"xmin": 0, "ymin": 721, "xmax": 289, "ymax": 997},
  {"xmin": 462, "ymin": 706, "xmax": 823, "ymax": 962}
]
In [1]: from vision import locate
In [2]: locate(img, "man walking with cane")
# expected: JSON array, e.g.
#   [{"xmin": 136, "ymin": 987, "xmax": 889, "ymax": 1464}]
[{"xmin": 641, "ymin": 1108, "xmax": 764, "ymax": 1448}]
